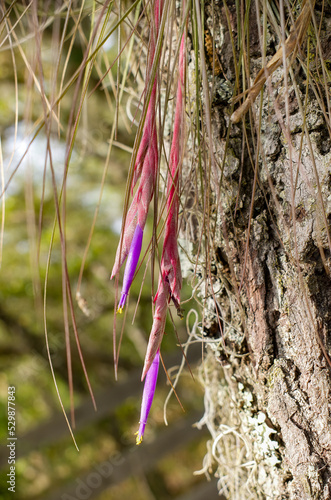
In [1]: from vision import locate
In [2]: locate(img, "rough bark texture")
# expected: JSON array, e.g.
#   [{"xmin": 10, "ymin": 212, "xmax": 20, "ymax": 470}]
[{"xmin": 184, "ymin": 1, "xmax": 331, "ymax": 498}]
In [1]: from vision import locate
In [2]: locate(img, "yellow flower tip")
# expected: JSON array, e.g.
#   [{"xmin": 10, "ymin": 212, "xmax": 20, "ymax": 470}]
[
  {"xmin": 135, "ymin": 432, "xmax": 143, "ymax": 446},
  {"xmin": 177, "ymin": 307, "xmax": 184, "ymax": 319},
  {"xmin": 117, "ymin": 307, "xmax": 123, "ymax": 315}
]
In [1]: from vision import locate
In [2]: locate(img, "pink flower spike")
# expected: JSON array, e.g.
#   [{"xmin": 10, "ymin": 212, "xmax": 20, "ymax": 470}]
[
  {"xmin": 141, "ymin": 25, "xmax": 186, "ymax": 378},
  {"xmin": 136, "ymin": 349, "xmax": 160, "ymax": 445},
  {"xmin": 141, "ymin": 276, "xmax": 169, "ymax": 380},
  {"xmin": 117, "ymin": 224, "xmax": 143, "ymax": 313}
]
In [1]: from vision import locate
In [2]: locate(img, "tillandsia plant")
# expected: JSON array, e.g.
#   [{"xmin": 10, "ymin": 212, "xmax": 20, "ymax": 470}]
[
  {"xmin": 110, "ymin": 0, "xmax": 187, "ymax": 442},
  {"xmin": 4, "ymin": 0, "xmax": 331, "ymax": 496},
  {"xmin": 111, "ymin": 0, "xmax": 163, "ymax": 312},
  {"xmin": 136, "ymin": 12, "xmax": 187, "ymax": 443},
  {"xmin": 141, "ymin": 25, "xmax": 186, "ymax": 382}
]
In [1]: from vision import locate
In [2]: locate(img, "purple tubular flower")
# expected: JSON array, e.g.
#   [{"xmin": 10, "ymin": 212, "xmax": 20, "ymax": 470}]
[
  {"xmin": 117, "ymin": 224, "xmax": 144, "ymax": 313},
  {"xmin": 136, "ymin": 349, "xmax": 160, "ymax": 445}
]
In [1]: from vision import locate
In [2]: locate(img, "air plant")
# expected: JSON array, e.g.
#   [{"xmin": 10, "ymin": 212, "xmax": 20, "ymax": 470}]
[
  {"xmin": 141, "ymin": 26, "xmax": 186, "ymax": 381},
  {"xmin": 107, "ymin": 0, "xmax": 187, "ymax": 441},
  {"xmin": 136, "ymin": 14, "xmax": 187, "ymax": 442},
  {"xmin": 4, "ymin": 0, "xmax": 331, "ymax": 494},
  {"xmin": 111, "ymin": 0, "xmax": 163, "ymax": 311}
]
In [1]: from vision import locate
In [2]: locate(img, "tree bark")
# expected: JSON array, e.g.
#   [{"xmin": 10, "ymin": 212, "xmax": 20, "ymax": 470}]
[{"xmin": 185, "ymin": 1, "xmax": 331, "ymax": 498}]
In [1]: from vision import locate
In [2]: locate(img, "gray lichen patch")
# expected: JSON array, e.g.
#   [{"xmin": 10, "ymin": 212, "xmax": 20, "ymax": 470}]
[{"xmin": 195, "ymin": 350, "xmax": 282, "ymax": 499}]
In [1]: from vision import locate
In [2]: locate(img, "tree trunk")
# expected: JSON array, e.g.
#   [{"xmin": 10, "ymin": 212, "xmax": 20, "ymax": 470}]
[{"xmin": 185, "ymin": 1, "xmax": 331, "ymax": 498}]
